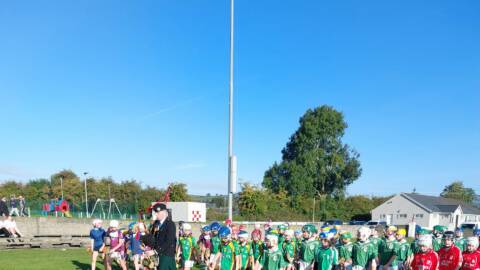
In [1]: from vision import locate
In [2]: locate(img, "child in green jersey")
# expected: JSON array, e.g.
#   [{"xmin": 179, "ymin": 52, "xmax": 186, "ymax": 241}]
[
  {"xmin": 395, "ymin": 229, "xmax": 411, "ymax": 270},
  {"xmin": 257, "ymin": 233, "xmax": 283, "ymax": 270},
  {"xmin": 339, "ymin": 231, "xmax": 353, "ymax": 270},
  {"xmin": 299, "ymin": 224, "xmax": 320, "ymax": 270},
  {"xmin": 252, "ymin": 230, "xmax": 265, "ymax": 265},
  {"xmin": 176, "ymin": 223, "xmax": 199, "ymax": 270},
  {"xmin": 238, "ymin": 230, "xmax": 253, "ymax": 270},
  {"xmin": 211, "ymin": 226, "xmax": 239, "ymax": 270},
  {"xmin": 209, "ymin": 222, "xmax": 223, "ymax": 270},
  {"xmin": 282, "ymin": 229, "xmax": 296, "ymax": 270},
  {"xmin": 315, "ymin": 231, "xmax": 339, "ymax": 270},
  {"xmin": 378, "ymin": 226, "xmax": 400, "ymax": 270},
  {"xmin": 352, "ymin": 227, "xmax": 376, "ymax": 270},
  {"xmin": 432, "ymin": 225, "xmax": 446, "ymax": 252},
  {"xmin": 369, "ymin": 226, "xmax": 381, "ymax": 261}
]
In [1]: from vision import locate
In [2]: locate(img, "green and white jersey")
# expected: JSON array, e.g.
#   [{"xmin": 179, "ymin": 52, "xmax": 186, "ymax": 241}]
[
  {"xmin": 239, "ymin": 242, "xmax": 253, "ymax": 270},
  {"xmin": 315, "ymin": 246, "xmax": 339, "ymax": 270},
  {"xmin": 300, "ymin": 239, "xmax": 320, "ymax": 263},
  {"xmin": 396, "ymin": 240, "xmax": 411, "ymax": 262},
  {"xmin": 378, "ymin": 238, "xmax": 400, "ymax": 266},
  {"xmin": 454, "ymin": 237, "xmax": 466, "ymax": 252},
  {"xmin": 260, "ymin": 247, "xmax": 283, "ymax": 270},
  {"xmin": 252, "ymin": 240, "xmax": 264, "ymax": 261},
  {"xmin": 369, "ymin": 236, "xmax": 382, "ymax": 257},
  {"xmin": 432, "ymin": 236, "xmax": 443, "ymax": 252},
  {"xmin": 339, "ymin": 242, "xmax": 353, "ymax": 261},
  {"xmin": 352, "ymin": 241, "xmax": 375, "ymax": 268},
  {"xmin": 278, "ymin": 235, "xmax": 285, "ymax": 249},
  {"xmin": 179, "ymin": 236, "xmax": 198, "ymax": 261},
  {"xmin": 282, "ymin": 240, "xmax": 296, "ymax": 264},
  {"xmin": 211, "ymin": 235, "xmax": 222, "ymax": 254},
  {"xmin": 220, "ymin": 241, "xmax": 237, "ymax": 270}
]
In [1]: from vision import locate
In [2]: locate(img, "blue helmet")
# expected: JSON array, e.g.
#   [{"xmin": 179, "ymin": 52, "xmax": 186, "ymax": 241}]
[
  {"xmin": 202, "ymin": 225, "xmax": 211, "ymax": 232},
  {"xmin": 455, "ymin": 227, "xmax": 463, "ymax": 232},
  {"xmin": 218, "ymin": 226, "xmax": 231, "ymax": 238},
  {"xmin": 128, "ymin": 222, "xmax": 136, "ymax": 230},
  {"xmin": 319, "ymin": 232, "xmax": 334, "ymax": 240},
  {"xmin": 330, "ymin": 228, "xmax": 337, "ymax": 235},
  {"xmin": 210, "ymin": 221, "xmax": 221, "ymax": 231},
  {"xmin": 473, "ymin": 228, "xmax": 480, "ymax": 236}
]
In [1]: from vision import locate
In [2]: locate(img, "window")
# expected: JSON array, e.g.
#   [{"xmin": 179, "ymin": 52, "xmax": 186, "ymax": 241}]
[
  {"xmin": 415, "ymin": 214, "xmax": 424, "ymax": 218},
  {"xmin": 380, "ymin": 214, "xmax": 386, "ymax": 219},
  {"xmin": 399, "ymin": 214, "xmax": 407, "ymax": 219}
]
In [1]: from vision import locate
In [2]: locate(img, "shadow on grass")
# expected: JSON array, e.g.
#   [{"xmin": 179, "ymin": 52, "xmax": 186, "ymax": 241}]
[{"xmin": 71, "ymin": 260, "xmax": 91, "ymax": 270}]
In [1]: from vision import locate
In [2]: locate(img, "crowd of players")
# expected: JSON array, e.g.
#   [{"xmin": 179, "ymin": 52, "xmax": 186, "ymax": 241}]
[{"xmin": 89, "ymin": 219, "xmax": 480, "ymax": 270}]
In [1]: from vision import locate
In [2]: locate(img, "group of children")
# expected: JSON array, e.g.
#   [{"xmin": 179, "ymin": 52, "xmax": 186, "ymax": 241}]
[{"xmin": 90, "ymin": 219, "xmax": 480, "ymax": 270}]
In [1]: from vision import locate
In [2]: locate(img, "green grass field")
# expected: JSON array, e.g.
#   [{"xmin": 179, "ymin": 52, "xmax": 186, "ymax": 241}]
[{"xmin": 0, "ymin": 248, "xmax": 204, "ymax": 270}]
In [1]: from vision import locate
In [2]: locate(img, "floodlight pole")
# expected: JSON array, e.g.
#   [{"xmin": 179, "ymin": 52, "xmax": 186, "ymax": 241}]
[
  {"xmin": 60, "ymin": 176, "xmax": 64, "ymax": 200},
  {"xmin": 227, "ymin": 0, "xmax": 236, "ymax": 221},
  {"xmin": 84, "ymin": 172, "xmax": 89, "ymax": 218}
]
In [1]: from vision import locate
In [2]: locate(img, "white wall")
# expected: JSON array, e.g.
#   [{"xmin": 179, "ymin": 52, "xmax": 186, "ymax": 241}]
[{"xmin": 371, "ymin": 194, "xmax": 430, "ymax": 227}]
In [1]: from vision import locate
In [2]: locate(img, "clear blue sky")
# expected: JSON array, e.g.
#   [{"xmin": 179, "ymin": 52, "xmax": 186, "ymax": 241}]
[{"xmin": 1, "ymin": 1, "xmax": 479, "ymax": 196}]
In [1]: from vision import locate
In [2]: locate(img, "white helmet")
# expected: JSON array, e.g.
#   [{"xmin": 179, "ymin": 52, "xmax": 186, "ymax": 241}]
[
  {"xmin": 238, "ymin": 231, "xmax": 249, "ymax": 239},
  {"xmin": 92, "ymin": 219, "xmax": 102, "ymax": 226},
  {"xmin": 466, "ymin": 237, "xmax": 479, "ymax": 249},
  {"xmin": 358, "ymin": 227, "xmax": 370, "ymax": 240},
  {"xmin": 183, "ymin": 223, "xmax": 192, "ymax": 230},
  {"xmin": 418, "ymin": 235, "xmax": 432, "ymax": 247},
  {"xmin": 110, "ymin": 220, "xmax": 119, "ymax": 228},
  {"xmin": 266, "ymin": 234, "xmax": 278, "ymax": 243},
  {"xmin": 284, "ymin": 229, "xmax": 294, "ymax": 237},
  {"xmin": 255, "ymin": 223, "xmax": 261, "ymax": 229}
]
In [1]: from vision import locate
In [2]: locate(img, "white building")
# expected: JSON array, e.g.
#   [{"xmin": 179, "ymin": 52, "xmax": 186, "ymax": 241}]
[{"xmin": 371, "ymin": 193, "xmax": 480, "ymax": 229}]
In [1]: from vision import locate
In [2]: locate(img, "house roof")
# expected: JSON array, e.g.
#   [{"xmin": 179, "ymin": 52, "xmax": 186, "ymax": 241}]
[{"xmin": 401, "ymin": 193, "xmax": 480, "ymax": 215}]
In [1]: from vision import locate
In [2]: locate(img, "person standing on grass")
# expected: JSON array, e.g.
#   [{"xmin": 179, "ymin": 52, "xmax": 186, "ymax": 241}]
[
  {"xmin": 410, "ymin": 235, "xmax": 438, "ymax": 270},
  {"xmin": 395, "ymin": 229, "xmax": 411, "ymax": 270},
  {"xmin": 106, "ymin": 220, "xmax": 127, "ymax": 270},
  {"xmin": 378, "ymin": 226, "xmax": 400, "ymax": 270},
  {"xmin": 89, "ymin": 219, "xmax": 106, "ymax": 270},
  {"xmin": 150, "ymin": 203, "xmax": 177, "ymax": 270},
  {"xmin": 352, "ymin": 227, "xmax": 376, "ymax": 270},
  {"xmin": 338, "ymin": 232, "xmax": 354, "ymax": 270},
  {"xmin": 0, "ymin": 198, "xmax": 9, "ymax": 217},
  {"xmin": 18, "ymin": 196, "xmax": 27, "ymax": 217},
  {"xmin": 438, "ymin": 231, "xmax": 462, "ymax": 270},
  {"xmin": 461, "ymin": 237, "xmax": 480, "ymax": 270},
  {"xmin": 9, "ymin": 195, "xmax": 20, "ymax": 217}
]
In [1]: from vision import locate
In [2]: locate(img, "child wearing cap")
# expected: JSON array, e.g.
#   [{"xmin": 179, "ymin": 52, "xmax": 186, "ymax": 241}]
[
  {"xmin": 176, "ymin": 223, "xmax": 199, "ymax": 270},
  {"xmin": 129, "ymin": 222, "xmax": 145, "ymax": 270},
  {"xmin": 461, "ymin": 237, "xmax": 480, "ymax": 270},
  {"xmin": 339, "ymin": 231, "xmax": 353, "ymax": 270},
  {"xmin": 89, "ymin": 219, "xmax": 106, "ymax": 270},
  {"xmin": 454, "ymin": 228, "xmax": 466, "ymax": 252},
  {"xmin": 378, "ymin": 226, "xmax": 400, "ymax": 270},
  {"xmin": 395, "ymin": 229, "xmax": 411, "ymax": 270},
  {"xmin": 257, "ymin": 233, "xmax": 283, "ymax": 270},
  {"xmin": 314, "ymin": 231, "xmax": 339, "ymax": 270},
  {"xmin": 238, "ymin": 230, "xmax": 253, "ymax": 270}
]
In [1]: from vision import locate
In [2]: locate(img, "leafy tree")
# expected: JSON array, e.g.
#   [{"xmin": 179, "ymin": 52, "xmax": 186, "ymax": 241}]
[
  {"xmin": 237, "ymin": 183, "xmax": 268, "ymax": 219},
  {"xmin": 440, "ymin": 181, "xmax": 476, "ymax": 203},
  {"xmin": 263, "ymin": 105, "xmax": 362, "ymax": 197},
  {"xmin": 168, "ymin": 182, "xmax": 190, "ymax": 202}
]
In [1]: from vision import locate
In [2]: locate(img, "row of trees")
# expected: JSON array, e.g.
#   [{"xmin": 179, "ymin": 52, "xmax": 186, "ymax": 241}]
[{"xmin": 0, "ymin": 170, "xmax": 189, "ymax": 215}]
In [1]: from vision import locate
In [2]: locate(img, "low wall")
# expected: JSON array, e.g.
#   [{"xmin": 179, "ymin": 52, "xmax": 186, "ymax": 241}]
[{"xmin": 13, "ymin": 217, "xmax": 365, "ymax": 237}]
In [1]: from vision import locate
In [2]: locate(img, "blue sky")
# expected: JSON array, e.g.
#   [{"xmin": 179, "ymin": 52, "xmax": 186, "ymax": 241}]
[{"xmin": 0, "ymin": 1, "xmax": 479, "ymax": 196}]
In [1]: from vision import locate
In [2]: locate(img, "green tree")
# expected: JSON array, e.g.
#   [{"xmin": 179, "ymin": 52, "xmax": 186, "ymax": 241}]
[
  {"xmin": 263, "ymin": 105, "xmax": 362, "ymax": 197},
  {"xmin": 168, "ymin": 182, "xmax": 190, "ymax": 202},
  {"xmin": 237, "ymin": 183, "xmax": 268, "ymax": 219},
  {"xmin": 440, "ymin": 181, "xmax": 476, "ymax": 203}
]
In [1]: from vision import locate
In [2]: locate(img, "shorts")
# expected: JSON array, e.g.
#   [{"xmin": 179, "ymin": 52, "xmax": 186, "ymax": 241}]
[
  {"xmin": 93, "ymin": 245, "xmax": 104, "ymax": 252},
  {"xmin": 182, "ymin": 260, "xmax": 194, "ymax": 268},
  {"xmin": 352, "ymin": 266, "xmax": 365, "ymax": 270},
  {"xmin": 209, "ymin": 254, "xmax": 216, "ymax": 264},
  {"xmin": 378, "ymin": 265, "xmax": 398, "ymax": 270},
  {"xmin": 110, "ymin": 251, "xmax": 126, "ymax": 260},
  {"xmin": 298, "ymin": 260, "xmax": 314, "ymax": 270}
]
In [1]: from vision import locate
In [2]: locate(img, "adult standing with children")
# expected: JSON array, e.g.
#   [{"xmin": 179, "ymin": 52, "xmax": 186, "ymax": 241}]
[{"xmin": 151, "ymin": 203, "xmax": 177, "ymax": 270}]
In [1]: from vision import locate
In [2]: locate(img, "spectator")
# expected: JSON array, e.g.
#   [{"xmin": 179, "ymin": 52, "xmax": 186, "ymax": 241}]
[
  {"xmin": 0, "ymin": 197, "xmax": 8, "ymax": 217},
  {"xmin": 18, "ymin": 196, "xmax": 27, "ymax": 217},
  {"xmin": 9, "ymin": 195, "xmax": 20, "ymax": 217},
  {"xmin": 4, "ymin": 215, "xmax": 23, "ymax": 238},
  {"xmin": 0, "ymin": 217, "xmax": 11, "ymax": 237}
]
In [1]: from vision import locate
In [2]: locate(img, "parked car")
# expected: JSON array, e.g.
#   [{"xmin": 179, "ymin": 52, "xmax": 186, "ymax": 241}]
[
  {"xmin": 325, "ymin": 219, "xmax": 343, "ymax": 226},
  {"xmin": 349, "ymin": 220, "xmax": 368, "ymax": 225},
  {"xmin": 366, "ymin": 220, "xmax": 387, "ymax": 227}
]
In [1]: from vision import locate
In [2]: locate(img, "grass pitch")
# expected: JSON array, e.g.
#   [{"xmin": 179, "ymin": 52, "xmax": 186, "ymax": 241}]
[{"xmin": 0, "ymin": 248, "xmax": 204, "ymax": 270}]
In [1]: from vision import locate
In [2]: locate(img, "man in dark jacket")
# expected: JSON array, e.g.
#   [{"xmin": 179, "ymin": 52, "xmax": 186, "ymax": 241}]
[
  {"xmin": 0, "ymin": 198, "xmax": 8, "ymax": 217},
  {"xmin": 151, "ymin": 203, "xmax": 176, "ymax": 270}
]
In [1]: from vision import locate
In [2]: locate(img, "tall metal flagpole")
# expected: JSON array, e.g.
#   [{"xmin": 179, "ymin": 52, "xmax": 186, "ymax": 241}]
[
  {"xmin": 227, "ymin": 0, "xmax": 236, "ymax": 221},
  {"xmin": 84, "ymin": 172, "xmax": 89, "ymax": 218}
]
